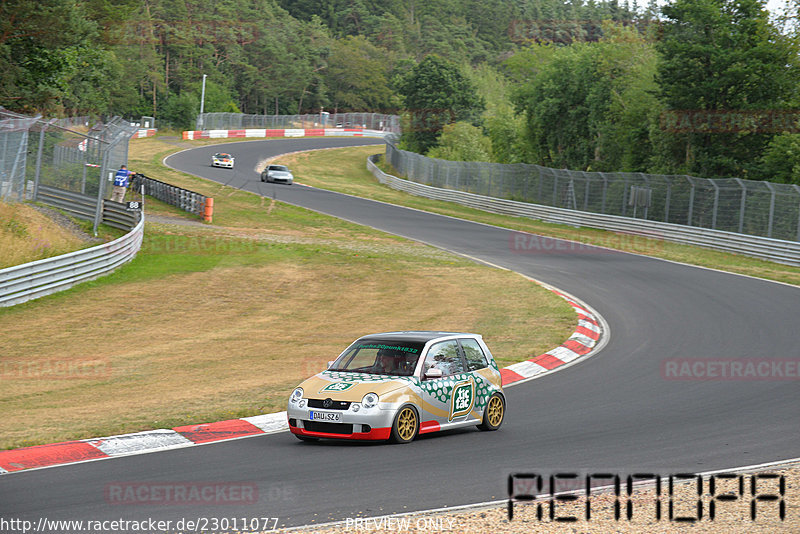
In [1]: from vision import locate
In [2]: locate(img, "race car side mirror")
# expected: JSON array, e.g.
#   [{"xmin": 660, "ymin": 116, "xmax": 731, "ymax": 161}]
[{"xmin": 425, "ymin": 368, "xmax": 443, "ymax": 380}]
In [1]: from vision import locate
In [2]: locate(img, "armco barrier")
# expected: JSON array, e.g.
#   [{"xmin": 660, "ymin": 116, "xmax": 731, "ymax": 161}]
[
  {"xmin": 0, "ymin": 215, "xmax": 144, "ymax": 307},
  {"xmin": 36, "ymin": 185, "xmax": 138, "ymax": 231},
  {"xmin": 367, "ymin": 155, "xmax": 800, "ymax": 266},
  {"xmin": 131, "ymin": 174, "xmax": 208, "ymax": 218}
]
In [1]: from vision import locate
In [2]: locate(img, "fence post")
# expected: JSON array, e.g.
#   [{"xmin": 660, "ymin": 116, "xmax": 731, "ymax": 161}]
[
  {"xmin": 81, "ymin": 137, "xmax": 89, "ymax": 194},
  {"xmin": 765, "ymin": 181, "xmax": 776, "ymax": 238},
  {"xmin": 734, "ymin": 178, "xmax": 746, "ymax": 234},
  {"xmin": 794, "ymin": 185, "xmax": 800, "ymax": 242},
  {"xmin": 583, "ymin": 173, "xmax": 590, "ymax": 211},
  {"xmin": 0, "ymin": 130, "xmax": 8, "ymax": 200},
  {"xmin": 686, "ymin": 176, "xmax": 696, "ymax": 226},
  {"xmin": 33, "ymin": 121, "xmax": 51, "ymax": 201},
  {"xmin": 664, "ymin": 176, "xmax": 672, "ymax": 223},
  {"xmin": 711, "ymin": 180, "xmax": 720, "ymax": 230},
  {"xmin": 639, "ymin": 173, "xmax": 650, "ymax": 220},
  {"xmin": 10, "ymin": 128, "xmax": 28, "ymax": 202},
  {"xmin": 621, "ymin": 175, "xmax": 628, "ymax": 217},
  {"xmin": 600, "ymin": 172, "xmax": 608, "ymax": 215},
  {"xmin": 93, "ymin": 143, "xmax": 110, "ymax": 235}
]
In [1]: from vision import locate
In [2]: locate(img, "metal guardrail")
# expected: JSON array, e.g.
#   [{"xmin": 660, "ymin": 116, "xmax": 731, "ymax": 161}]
[
  {"xmin": 36, "ymin": 185, "xmax": 96, "ymax": 220},
  {"xmin": 0, "ymin": 215, "xmax": 144, "ymax": 307},
  {"xmin": 103, "ymin": 200, "xmax": 139, "ymax": 231},
  {"xmin": 36, "ymin": 185, "xmax": 138, "ymax": 231},
  {"xmin": 367, "ymin": 155, "xmax": 800, "ymax": 267},
  {"xmin": 131, "ymin": 174, "xmax": 207, "ymax": 217}
]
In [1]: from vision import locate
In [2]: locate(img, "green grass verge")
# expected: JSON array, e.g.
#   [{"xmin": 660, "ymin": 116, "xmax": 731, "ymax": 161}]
[{"xmin": 276, "ymin": 146, "xmax": 800, "ymax": 287}]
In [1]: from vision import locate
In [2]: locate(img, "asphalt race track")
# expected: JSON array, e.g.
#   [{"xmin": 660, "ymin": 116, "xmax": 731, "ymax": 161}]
[{"xmin": 2, "ymin": 137, "xmax": 798, "ymax": 529}]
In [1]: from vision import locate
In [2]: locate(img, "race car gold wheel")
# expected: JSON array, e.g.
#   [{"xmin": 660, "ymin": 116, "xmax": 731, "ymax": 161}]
[
  {"xmin": 478, "ymin": 393, "xmax": 505, "ymax": 431},
  {"xmin": 390, "ymin": 405, "xmax": 419, "ymax": 444}
]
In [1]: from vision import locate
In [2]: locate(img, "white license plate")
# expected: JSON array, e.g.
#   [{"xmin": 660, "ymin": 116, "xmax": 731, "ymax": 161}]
[{"xmin": 309, "ymin": 410, "xmax": 341, "ymax": 422}]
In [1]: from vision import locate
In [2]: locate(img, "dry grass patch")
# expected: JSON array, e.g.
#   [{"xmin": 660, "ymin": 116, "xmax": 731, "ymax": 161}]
[
  {"xmin": 0, "ymin": 224, "xmax": 574, "ymax": 449},
  {"xmin": 0, "ymin": 202, "xmax": 88, "ymax": 268}
]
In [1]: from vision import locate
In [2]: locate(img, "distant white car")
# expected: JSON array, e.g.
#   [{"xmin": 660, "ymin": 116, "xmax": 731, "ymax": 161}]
[
  {"xmin": 211, "ymin": 153, "xmax": 234, "ymax": 168},
  {"xmin": 261, "ymin": 164, "xmax": 293, "ymax": 185}
]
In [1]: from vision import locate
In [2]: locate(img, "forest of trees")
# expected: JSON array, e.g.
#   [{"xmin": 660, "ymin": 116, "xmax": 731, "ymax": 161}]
[{"xmin": 3, "ymin": 0, "xmax": 800, "ymax": 183}]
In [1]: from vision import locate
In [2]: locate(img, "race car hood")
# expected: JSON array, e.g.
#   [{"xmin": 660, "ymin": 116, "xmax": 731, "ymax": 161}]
[{"xmin": 300, "ymin": 370, "xmax": 413, "ymax": 400}]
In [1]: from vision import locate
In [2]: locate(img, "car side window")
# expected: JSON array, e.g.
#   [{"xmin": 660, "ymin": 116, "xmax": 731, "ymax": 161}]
[
  {"xmin": 460, "ymin": 338, "xmax": 488, "ymax": 371},
  {"xmin": 424, "ymin": 340, "xmax": 465, "ymax": 377}
]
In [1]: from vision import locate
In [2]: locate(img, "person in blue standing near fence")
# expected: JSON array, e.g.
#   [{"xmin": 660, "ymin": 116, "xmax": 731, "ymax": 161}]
[{"xmin": 111, "ymin": 164, "xmax": 135, "ymax": 203}]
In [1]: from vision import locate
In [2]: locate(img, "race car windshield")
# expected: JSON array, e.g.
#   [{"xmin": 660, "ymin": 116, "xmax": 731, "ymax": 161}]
[
  {"xmin": 270, "ymin": 165, "xmax": 288, "ymax": 171},
  {"xmin": 330, "ymin": 341, "xmax": 424, "ymax": 376}
]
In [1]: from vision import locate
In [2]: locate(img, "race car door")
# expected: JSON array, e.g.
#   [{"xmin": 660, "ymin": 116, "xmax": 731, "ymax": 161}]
[{"xmin": 418, "ymin": 339, "xmax": 477, "ymax": 432}]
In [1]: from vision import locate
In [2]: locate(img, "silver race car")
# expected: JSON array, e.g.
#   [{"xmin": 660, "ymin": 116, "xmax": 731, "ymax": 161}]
[
  {"xmin": 261, "ymin": 164, "xmax": 293, "ymax": 184},
  {"xmin": 287, "ymin": 331, "xmax": 506, "ymax": 443}
]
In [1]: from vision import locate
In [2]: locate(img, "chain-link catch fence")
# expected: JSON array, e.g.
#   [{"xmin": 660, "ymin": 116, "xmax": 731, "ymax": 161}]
[
  {"xmin": 0, "ymin": 108, "xmax": 138, "ymax": 233},
  {"xmin": 386, "ymin": 141, "xmax": 800, "ymax": 242}
]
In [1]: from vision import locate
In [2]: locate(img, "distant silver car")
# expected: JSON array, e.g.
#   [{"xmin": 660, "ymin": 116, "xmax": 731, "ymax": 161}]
[{"xmin": 261, "ymin": 164, "xmax": 293, "ymax": 185}]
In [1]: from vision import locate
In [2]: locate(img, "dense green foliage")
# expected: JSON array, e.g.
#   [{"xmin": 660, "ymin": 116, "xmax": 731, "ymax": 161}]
[
  {"xmin": 653, "ymin": 0, "xmax": 800, "ymax": 179},
  {"xmin": 3, "ymin": 0, "xmax": 800, "ymax": 183},
  {"xmin": 511, "ymin": 22, "xmax": 661, "ymax": 172},
  {"xmin": 397, "ymin": 55, "xmax": 484, "ymax": 153}
]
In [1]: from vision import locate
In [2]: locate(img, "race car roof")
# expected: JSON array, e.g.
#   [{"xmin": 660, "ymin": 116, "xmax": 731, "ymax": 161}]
[{"xmin": 356, "ymin": 331, "xmax": 480, "ymax": 344}]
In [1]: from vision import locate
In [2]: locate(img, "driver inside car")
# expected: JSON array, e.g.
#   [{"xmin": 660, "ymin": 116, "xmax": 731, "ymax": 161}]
[{"xmin": 375, "ymin": 349, "xmax": 398, "ymax": 374}]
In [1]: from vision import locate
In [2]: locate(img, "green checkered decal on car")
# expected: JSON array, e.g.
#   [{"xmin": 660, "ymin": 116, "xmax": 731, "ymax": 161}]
[
  {"xmin": 320, "ymin": 382, "xmax": 355, "ymax": 392},
  {"xmin": 321, "ymin": 371, "xmax": 413, "ymax": 383},
  {"xmin": 418, "ymin": 374, "xmax": 492, "ymax": 408}
]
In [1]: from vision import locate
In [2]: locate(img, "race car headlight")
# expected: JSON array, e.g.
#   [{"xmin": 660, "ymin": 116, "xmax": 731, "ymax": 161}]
[
  {"xmin": 290, "ymin": 388, "xmax": 303, "ymax": 404},
  {"xmin": 362, "ymin": 393, "xmax": 379, "ymax": 409}
]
